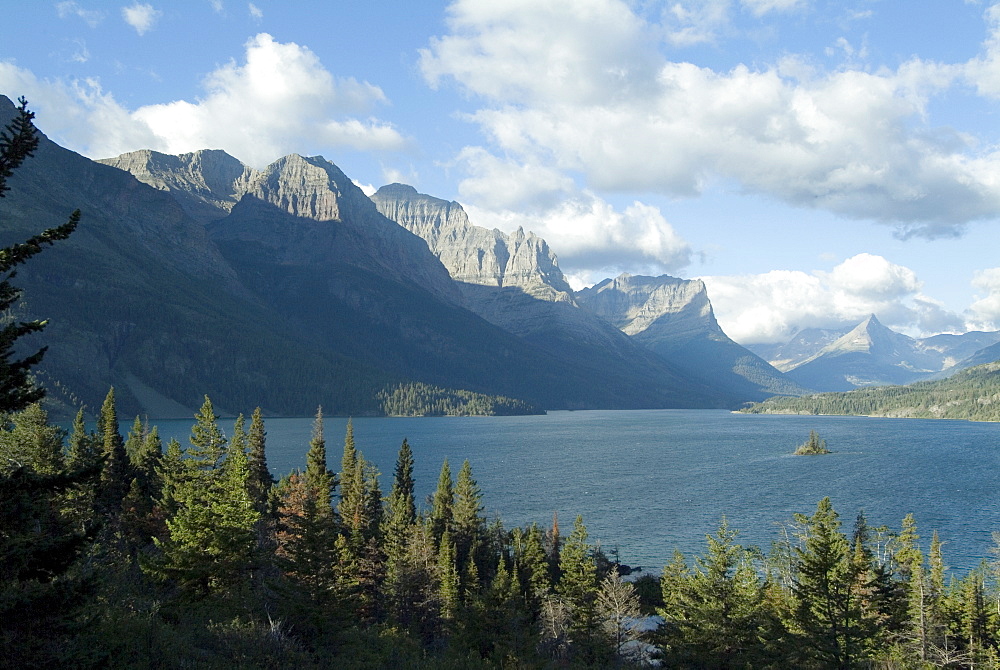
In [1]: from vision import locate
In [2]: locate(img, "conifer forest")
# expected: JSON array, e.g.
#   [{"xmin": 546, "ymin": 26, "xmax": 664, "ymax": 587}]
[{"xmin": 8, "ymin": 103, "xmax": 1000, "ymax": 669}]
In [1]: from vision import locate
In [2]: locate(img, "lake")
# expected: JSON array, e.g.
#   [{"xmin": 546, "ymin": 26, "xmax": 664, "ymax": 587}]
[{"xmin": 145, "ymin": 409, "xmax": 1000, "ymax": 574}]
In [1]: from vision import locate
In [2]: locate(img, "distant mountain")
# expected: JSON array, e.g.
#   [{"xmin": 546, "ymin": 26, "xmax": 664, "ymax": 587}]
[
  {"xmin": 779, "ymin": 315, "xmax": 939, "ymax": 392},
  {"xmin": 748, "ymin": 315, "xmax": 1000, "ymax": 392},
  {"xmin": 577, "ymin": 273, "xmax": 808, "ymax": 400},
  {"xmin": 743, "ymin": 360, "xmax": 1000, "ymax": 422},
  {"xmin": 371, "ymin": 184, "xmax": 733, "ymax": 408},
  {"xmin": 745, "ymin": 326, "xmax": 853, "ymax": 372}
]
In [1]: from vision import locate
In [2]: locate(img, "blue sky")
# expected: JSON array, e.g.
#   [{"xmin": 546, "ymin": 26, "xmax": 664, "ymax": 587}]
[{"xmin": 4, "ymin": 0, "xmax": 1000, "ymax": 344}]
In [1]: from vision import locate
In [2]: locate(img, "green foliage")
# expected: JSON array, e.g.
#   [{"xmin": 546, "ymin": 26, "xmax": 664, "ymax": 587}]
[
  {"xmin": 745, "ymin": 360, "xmax": 1000, "ymax": 422},
  {"xmin": 0, "ymin": 97, "xmax": 79, "ymax": 415},
  {"xmin": 378, "ymin": 381, "xmax": 543, "ymax": 416},
  {"xmin": 794, "ymin": 429, "xmax": 830, "ymax": 455}
]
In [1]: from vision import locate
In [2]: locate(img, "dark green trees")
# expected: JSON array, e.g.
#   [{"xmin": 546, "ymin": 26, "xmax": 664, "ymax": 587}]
[{"xmin": 0, "ymin": 97, "xmax": 79, "ymax": 414}]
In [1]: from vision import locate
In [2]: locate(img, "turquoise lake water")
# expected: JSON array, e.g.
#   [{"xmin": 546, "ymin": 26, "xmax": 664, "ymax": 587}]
[{"xmin": 145, "ymin": 409, "xmax": 1000, "ymax": 574}]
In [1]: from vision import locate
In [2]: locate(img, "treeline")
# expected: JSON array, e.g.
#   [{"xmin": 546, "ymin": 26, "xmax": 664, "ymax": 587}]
[
  {"xmin": 6, "ymin": 390, "xmax": 1000, "ymax": 668},
  {"xmin": 378, "ymin": 382, "xmax": 543, "ymax": 416},
  {"xmin": 744, "ymin": 361, "xmax": 1000, "ymax": 421}
]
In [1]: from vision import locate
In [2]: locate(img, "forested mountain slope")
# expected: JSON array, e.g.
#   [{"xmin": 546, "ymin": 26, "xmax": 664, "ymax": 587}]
[{"xmin": 743, "ymin": 360, "xmax": 1000, "ymax": 421}]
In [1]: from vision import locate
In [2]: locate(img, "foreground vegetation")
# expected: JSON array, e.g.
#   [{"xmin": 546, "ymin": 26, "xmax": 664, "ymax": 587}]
[
  {"xmin": 744, "ymin": 361, "xmax": 1000, "ymax": 422},
  {"xmin": 5, "ymin": 392, "xmax": 1000, "ymax": 668}
]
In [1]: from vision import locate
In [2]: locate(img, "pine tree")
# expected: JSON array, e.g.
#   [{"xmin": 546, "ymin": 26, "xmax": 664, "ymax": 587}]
[
  {"xmin": 453, "ymin": 459, "xmax": 486, "ymax": 586},
  {"xmin": 658, "ymin": 518, "xmax": 785, "ymax": 668},
  {"xmin": 96, "ymin": 387, "xmax": 129, "ymax": 516},
  {"xmin": 430, "ymin": 458, "xmax": 453, "ymax": 546},
  {"xmin": 792, "ymin": 497, "xmax": 864, "ymax": 669},
  {"xmin": 188, "ymin": 395, "xmax": 226, "ymax": 472},
  {"xmin": 557, "ymin": 515, "xmax": 599, "ymax": 648},
  {"xmin": 438, "ymin": 529, "xmax": 460, "ymax": 623},
  {"xmin": 0, "ymin": 97, "xmax": 79, "ymax": 415},
  {"xmin": 0, "ymin": 402, "xmax": 65, "ymax": 475},
  {"xmin": 384, "ymin": 438, "xmax": 418, "ymax": 623},
  {"xmin": 246, "ymin": 407, "xmax": 273, "ymax": 515},
  {"xmin": 65, "ymin": 408, "xmax": 98, "ymax": 471}
]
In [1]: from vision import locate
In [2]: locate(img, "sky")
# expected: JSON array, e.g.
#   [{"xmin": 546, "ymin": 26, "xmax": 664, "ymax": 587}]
[{"xmin": 4, "ymin": 0, "xmax": 1000, "ymax": 345}]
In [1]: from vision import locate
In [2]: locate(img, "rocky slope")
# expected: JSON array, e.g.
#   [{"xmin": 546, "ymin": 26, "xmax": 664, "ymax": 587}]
[
  {"xmin": 89, "ymin": 126, "xmax": 735, "ymax": 411},
  {"xmin": 577, "ymin": 274, "xmax": 807, "ymax": 399},
  {"xmin": 371, "ymin": 184, "xmax": 732, "ymax": 407}
]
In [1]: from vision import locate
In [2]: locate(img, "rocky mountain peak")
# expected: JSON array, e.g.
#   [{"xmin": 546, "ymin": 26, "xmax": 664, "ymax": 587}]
[
  {"xmin": 579, "ymin": 273, "xmax": 718, "ymax": 339},
  {"xmin": 98, "ymin": 149, "xmax": 256, "ymax": 223},
  {"xmin": 371, "ymin": 184, "xmax": 574, "ymax": 303}
]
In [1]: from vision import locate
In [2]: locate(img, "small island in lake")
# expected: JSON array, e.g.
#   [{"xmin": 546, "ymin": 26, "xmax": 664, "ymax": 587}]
[{"xmin": 794, "ymin": 430, "xmax": 831, "ymax": 455}]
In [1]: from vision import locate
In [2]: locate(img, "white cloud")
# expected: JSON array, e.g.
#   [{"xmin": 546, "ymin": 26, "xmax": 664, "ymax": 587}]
[
  {"xmin": 968, "ymin": 267, "xmax": 1000, "ymax": 329},
  {"xmin": 421, "ymin": 0, "xmax": 1000, "ymax": 238},
  {"xmin": 0, "ymin": 34, "xmax": 409, "ymax": 168},
  {"xmin": 701, "ymin": 254, "xmax": 964, "ymax": 343},
  {"xmin": 210, "ymin": 1, "xmax": 224, "ymax": 13},
  {"xmin": 465, "ymin": 195, "xmax": 692, "ymax": 286},
  {"xmin": 248, "ymin": 3, "xmax": 262, "ymax": 20},
  {"xmin": 122, "ymin": 2, "xmax": 162, "ymax": 35},
  {"xmin": 57, "ymin": 2, "xmax": 104, "ymax": 27}
]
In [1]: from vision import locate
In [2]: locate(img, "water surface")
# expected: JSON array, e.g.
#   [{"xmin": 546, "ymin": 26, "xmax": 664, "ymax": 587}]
[{"xmin": 149, "ymin": 409, "xmax": 1000, "ymax": 573}]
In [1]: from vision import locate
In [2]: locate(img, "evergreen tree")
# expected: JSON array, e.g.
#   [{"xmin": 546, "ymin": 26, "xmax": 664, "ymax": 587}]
[
  {"xmin": 0, "ymin": 402, "xmax": 65, "ymax": 475},
  {"xmin": 65, "ymin": 408, "xmax": 98, "ymax": 471},
  {"xmin": 514, "ymin": 522, "xmax": 551, "ymax": 609},
  {"xmin": 658, "ymin": 518, "xmax": 785, "ymax": 668},
  {"xmin": 246, "ymin": 407, "xmax": 273, "ymax": 515},
  {"xmin": 430, "ymin": 458, "xmax": 453, "ymax": 546},
  {"xmin": 557, "ymin": 515, "xmax": 599, "ymax": 653},
  {"xmin": 0, "ymin": 97, "xmax": 79, "ymax": 415},
  {"xmin": 792, "ymin": 497, "xmax": 866, "ymax": 669},
  {"xmin": 438, "ymin": 529, "xmax": 460, "ymax": 623},
  {"xmin": 96, "ymin": 387, "xmax": 129, "ymax": 516},
  {"xmin": 188, "ymin": 395, "xmax": 226, "ymax": 471},
  {"xmin": 384, "ymin": 439, "xmax": 420, "ymax": 624},
  {"xmin": 453, "ymin": 459, "xmax": 487, "ymax": 586}
]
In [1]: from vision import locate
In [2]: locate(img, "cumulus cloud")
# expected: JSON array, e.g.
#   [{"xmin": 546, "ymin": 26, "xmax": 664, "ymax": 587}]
[
  {"xmin": 122, "ymin": 3, "xmax": 162, "ymax": 35},
  {"xmin": 464, "ymin": 195, "xmax": 692, "ymax": 287},
  {"xmin": 968, "ymin": 268, "xmax": 1000, "ymax": 329},
  {"xmin": 701, "ymin": 254, "xmax": 966, "ymax": 344},
  {"xmin": 0, "ymin": 34, "xmax": 409, "ymax": 168},
  {"xmin": 420, "ymin": 0, "xmax": 1000, "ymax": 238}
]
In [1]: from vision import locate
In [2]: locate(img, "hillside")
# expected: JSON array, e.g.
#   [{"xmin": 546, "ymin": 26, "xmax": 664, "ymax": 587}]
[
  {"xmin": 3, "ymin": 96, "xmax": 738, "ymax": 416},
  {"xmin": 742, "ymin": 360, "xmax": 1000, "ymax": 421}
]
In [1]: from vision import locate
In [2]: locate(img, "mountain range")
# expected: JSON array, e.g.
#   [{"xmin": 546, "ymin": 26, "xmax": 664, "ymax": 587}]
[
  {"xmin": 745, "ymin": 315, "xmax": 1000, "ymax": 391},
  {"xmin": 5, "ymin": 93, "xmax": 998, "ymax": 417}
]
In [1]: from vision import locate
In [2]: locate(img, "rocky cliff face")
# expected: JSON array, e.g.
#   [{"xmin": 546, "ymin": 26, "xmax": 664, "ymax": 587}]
[
  {"xmin": 578, "ymin": 273, "xmax": 807, "ymax": 399},
  {"xmin": 371, "ymin": 184, "xmax": 574, "ymax": 304},
  {"xmin": 578, "ymin": 273, "xmax": 719, "ymax": 344},
  {"xmin": 99, "ymin": 149, "xmax": 256, "ymax": 224},
  {"xmin": 103, "ymin": 151, "xmax": 463, "ymax": 306}
]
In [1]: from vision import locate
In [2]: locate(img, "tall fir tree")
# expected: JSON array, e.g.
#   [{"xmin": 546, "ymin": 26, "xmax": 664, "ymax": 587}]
[
  {"xmin": 453, "ymin": 459, "xmax": 486, "ymax": 586},
  {"xmin": 188, "ymin": 395, "xmax": 226, "ymax": 472},
  {"xmin": 792, "ymin": 497, "xmax": 866, "ymax": 669},
  {"xmin": 96, "ymin": 387, "xmax": 129, "ymax": 516},
  {"xmin": 430, "ymin": 458, "xmax": 454, "ymax": 547},
  {"xmin": 246, "ymin": 407, "xmax": 273, "ymax": 515},
  {"xmin": 556, "ymin": 515, "xmax": 599, "ymax": 648}
]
